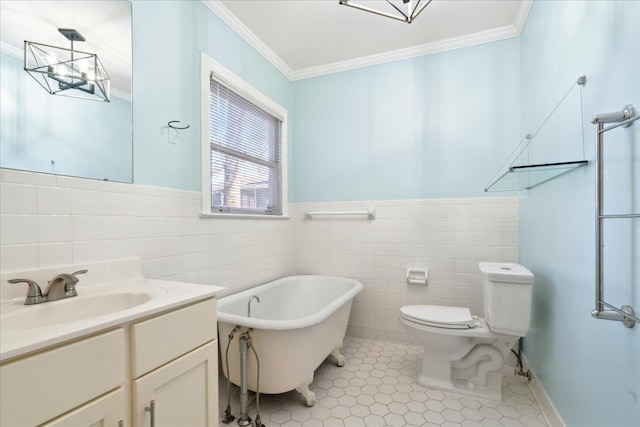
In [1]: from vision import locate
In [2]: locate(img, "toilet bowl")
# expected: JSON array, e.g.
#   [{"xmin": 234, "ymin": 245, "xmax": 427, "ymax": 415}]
[{"xmin": 400, "ymin": 262, "xmax": 533, "ymax": 401}]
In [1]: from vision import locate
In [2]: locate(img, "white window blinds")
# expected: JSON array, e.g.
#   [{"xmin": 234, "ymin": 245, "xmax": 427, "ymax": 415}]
[{"xmin": 208, "ymin": 76, "xmax": 283, "ymax": 215}]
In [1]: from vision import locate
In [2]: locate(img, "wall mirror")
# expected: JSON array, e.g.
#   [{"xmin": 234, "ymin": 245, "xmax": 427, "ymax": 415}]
[{"xmin": 0, "ymin": 0, "xmax": 133, "ymax": 182}]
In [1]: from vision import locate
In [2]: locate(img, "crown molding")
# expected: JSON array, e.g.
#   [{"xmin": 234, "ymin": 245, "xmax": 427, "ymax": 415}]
[
  {"xmin": 201, "ymin": 0, "xmax": 295, "ymax": 81},
  {"xmin": 514, "ymin": 0, "xmax": 534, "ymax": 34},
  {"xmin": 1, "ymin": 41, "xmax": 23, "ymax": 59},
  {"xmin": 293, "ymin": 24, "xmax": 521, "ymax": 81},
  {"xmin": 201, "ymin": 0, "xmax": 533, "ymax": 82}
]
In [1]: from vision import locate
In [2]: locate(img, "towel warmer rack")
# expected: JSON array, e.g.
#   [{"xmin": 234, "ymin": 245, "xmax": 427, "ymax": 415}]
[{"xmin": 591, "ymin": 104, "xmax": 639, "ymax": 328}]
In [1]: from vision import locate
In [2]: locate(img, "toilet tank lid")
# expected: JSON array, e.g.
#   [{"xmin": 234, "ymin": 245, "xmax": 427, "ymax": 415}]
[{"xmin": 479, "ymin": 262, "xmax": 533, "ymax": 284}]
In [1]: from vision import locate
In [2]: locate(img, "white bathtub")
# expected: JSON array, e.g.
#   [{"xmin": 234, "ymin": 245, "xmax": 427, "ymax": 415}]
[{"xmin": 217, "ymin": 275, "xmax": 363, "ymax": 406}]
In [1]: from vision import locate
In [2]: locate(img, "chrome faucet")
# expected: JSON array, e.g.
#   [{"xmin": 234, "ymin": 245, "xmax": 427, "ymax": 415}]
[
  {"xmin": 8, "ymin": 270, "xmax": 88, "ymax": 305},
  {"xmin": 45, "ymin": 270, "xmax": 87, "ymax": 302},
  {"xmin": 247, "ymin": 295, "xmax": 260, "ymax": 318}
]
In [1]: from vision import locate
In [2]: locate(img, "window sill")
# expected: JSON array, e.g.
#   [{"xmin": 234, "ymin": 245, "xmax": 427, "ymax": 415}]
[{"xmin": 199, "ymin": 212, "xmax": 290, "ymax": 220}]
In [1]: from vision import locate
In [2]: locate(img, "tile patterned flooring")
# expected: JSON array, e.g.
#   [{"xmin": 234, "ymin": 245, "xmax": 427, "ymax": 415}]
[{"xmin": 218, "ymin": 337, "xmax": 549, "ymax": 427}]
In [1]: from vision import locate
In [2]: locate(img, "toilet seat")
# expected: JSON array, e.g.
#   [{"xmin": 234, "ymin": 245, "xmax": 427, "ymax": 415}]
[{"xmin": 400, "ymin": 305, "xmax": 476, "ymax": 329}]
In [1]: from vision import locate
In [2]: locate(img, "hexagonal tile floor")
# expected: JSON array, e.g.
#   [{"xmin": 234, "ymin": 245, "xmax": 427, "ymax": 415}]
[{"xmin": 218, "ymin": 337, "xmax": 548, "ymax": 426}]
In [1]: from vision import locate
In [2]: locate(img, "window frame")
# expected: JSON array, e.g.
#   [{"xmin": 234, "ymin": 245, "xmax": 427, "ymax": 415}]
[{"xmin": 200, "ymin": 52, "xmax": 288, "ymax": 219}]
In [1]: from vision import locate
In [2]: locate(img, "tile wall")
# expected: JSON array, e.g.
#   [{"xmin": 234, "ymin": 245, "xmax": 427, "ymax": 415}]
[
  {"xmin": 0, "ymin": 169, "xmax": 519, "ymax": 342},
  {"xmin": 0, "ymin": 169, "xmax": 293, "ymax": 297},
  {"xmin": 290, "ymin": 198, "xmax": 519, "ymax": 343}
]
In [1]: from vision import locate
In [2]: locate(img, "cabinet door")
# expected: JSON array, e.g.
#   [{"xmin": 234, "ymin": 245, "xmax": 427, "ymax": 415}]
[
  {"xmin": 0, "ymin": 329, "xmax": 125, "ymax": 426},
  {"xmin": 42, "ymin": 388, "xmax": 126, "ymax": 427},
  {"xmin": 133, "ymin": 341, "xmax": 218, "ymax": 427}
]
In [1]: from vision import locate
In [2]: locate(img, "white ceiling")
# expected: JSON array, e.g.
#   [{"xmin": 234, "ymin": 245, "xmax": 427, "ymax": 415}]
[
  {"xmin": 0, "ymin": 1, "xmax": 132, "ymax": 97},
  {"xmin": 206, "ymin": 0, "xmax": 532, "ymax": 80},
  {"xmin": 0, "ymin": 1, "xmax": 531, "ymax": 90}
]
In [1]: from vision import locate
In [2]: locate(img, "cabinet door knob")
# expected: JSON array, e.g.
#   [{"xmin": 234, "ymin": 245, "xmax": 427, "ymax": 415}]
[
  {"xmin": 144, "ymin": 400, "xmax": 155, "ymax": 427},
  {"xmin": 118, "ymin": 420, "xmax": 124, "ymax": 427}
]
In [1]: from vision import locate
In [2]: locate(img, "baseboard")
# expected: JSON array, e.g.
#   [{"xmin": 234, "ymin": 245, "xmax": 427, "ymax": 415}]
[{"xmin": 522, "ymin": 355, "xmax": 566, "ymax": 427}]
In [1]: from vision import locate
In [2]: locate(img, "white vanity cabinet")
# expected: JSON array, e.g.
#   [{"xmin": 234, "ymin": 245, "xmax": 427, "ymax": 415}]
[
  {"xmin": 131, "ymin": 297, "xmax": 219, "ymax": 427},
  {"xmin": 0, "ymin": 297, "xmax": 218, "ymax": 427}
]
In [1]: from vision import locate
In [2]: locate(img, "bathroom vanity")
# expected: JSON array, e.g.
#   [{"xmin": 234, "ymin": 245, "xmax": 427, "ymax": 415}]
[{"xmin": 0, "ymin": 259, "xmax": 223, "ymax": 426}]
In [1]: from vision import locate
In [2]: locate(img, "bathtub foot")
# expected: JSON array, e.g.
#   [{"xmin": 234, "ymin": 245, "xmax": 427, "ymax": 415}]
[
  {"xmin": 330, "ymin": 340, "xmax": 346, "ymax": 367},
  {"xmin": 295, "ymin": 373, "xmax": 316, "ymax": 407}
]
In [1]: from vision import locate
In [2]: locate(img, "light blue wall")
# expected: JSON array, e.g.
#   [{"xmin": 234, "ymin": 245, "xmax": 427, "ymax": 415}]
[
  {"xmin": 291, "ymin": 39, "xmax": 520, "ymax": 202},
  {"xmin": 519, "ymin": 1, "xmax": 639, "ymax": 426},
  {"xmin": 0, "ymin": 52, "xmax": 132, "ymax": 182},
  {"xmin": 131, "ymin": 0, "xmax": 292, "ymax": 191}
]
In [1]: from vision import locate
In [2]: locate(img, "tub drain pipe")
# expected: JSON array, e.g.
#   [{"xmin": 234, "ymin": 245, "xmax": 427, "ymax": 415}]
[
  {"xmin": 238, "ymin": 330, "xmax": 252, "ymax": 427},
  {"xmin": 222, "ymin": 326, "xmax": 240, "ymax": 424},
  {"xmin": 247, "ymin": 337, "xmax": 265, "ymax": 427}
]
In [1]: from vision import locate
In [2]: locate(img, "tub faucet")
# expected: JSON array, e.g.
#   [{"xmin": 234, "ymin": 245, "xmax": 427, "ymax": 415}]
[
  {"xmin": 248, "ymin": 295, "xmax": 260, "ymax": 318},
  {"xmin": 44, "ymin": 270, "xmax": 88, "ymax": 302}
]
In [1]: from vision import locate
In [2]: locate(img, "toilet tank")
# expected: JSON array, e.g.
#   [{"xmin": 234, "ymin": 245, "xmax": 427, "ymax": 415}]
[{"xmin": 479, "ymin": 262, "xmax": 533, "ymax": 336}]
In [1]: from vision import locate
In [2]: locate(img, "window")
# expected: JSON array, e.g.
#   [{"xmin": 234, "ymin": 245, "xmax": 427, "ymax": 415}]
[{"xmin": 200, "ymin": 53, "xmax": 287, "ymax": 217}]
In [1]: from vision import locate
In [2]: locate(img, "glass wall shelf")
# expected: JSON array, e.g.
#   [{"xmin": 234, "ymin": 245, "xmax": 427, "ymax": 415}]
[
  {"xmin": 484, "ymin": 75, "xmax": 588, "ymax": 193},
  {"xmin": 484, "ymin": 160, "xmax": 588, "ymax": 192}
]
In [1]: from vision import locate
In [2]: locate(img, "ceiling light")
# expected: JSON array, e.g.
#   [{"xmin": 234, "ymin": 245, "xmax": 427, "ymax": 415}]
[
  {"xmin": 339, "ymin": 0, "xmax": 433, "ymax": 24},
  {"xmin": 24, "ymin": 28, "xmax": 110, "ymax": 102}
]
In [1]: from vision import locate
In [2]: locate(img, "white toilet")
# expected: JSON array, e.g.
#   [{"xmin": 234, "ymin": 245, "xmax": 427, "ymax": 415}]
[{"xmin": 400, "ymin": 262, "xmax": 533, "ymax": 401}]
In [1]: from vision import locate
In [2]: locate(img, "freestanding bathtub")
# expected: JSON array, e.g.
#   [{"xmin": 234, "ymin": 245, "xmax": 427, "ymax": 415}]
[{"xmin": 217, "ymin": 275, "xmax": 363, "ymax": 406}]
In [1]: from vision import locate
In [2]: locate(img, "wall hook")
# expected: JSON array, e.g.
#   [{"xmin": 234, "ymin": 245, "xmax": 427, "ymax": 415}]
[{"xmin": 168, "ymin": 120, "xmax": 190, "ymax": 130}]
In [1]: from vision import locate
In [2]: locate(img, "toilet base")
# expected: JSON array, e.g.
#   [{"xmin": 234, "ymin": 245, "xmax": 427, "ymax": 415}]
[
  {"xmin": 416, "ymin": 373, "xmax": 503, "ymax": 401},
  {"xmin": 401, "ymin": 315, "xmax": 520, "ymax": 401},
  {"xmin": 415, "ymin": 339, "xmax": 517, "ymax": 401}
]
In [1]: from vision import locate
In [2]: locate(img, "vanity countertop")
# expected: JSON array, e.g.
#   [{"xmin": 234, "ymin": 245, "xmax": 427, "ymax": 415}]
[{"xmin": 0, "ymin": 259, "xmax": 223, "ymax": 362}]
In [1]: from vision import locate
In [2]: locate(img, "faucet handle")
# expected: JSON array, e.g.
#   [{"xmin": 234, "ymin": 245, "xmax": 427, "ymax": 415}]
[
  {"xmin": 65, "ymin": 270, "xmax": 87, "ymax": 297},
  {"xmin": 8, "ymin": 278, "xmax": 46, "ymax": 305}
]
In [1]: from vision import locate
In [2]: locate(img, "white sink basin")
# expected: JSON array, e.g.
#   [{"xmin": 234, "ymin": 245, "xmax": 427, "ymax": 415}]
[
  {"xmin": 0, "ymin": 258, "xmax": 224, "ymax": 362},
  {"xmin": 1, "ymin": 292, "xmax": 153, "ymax": 331}
]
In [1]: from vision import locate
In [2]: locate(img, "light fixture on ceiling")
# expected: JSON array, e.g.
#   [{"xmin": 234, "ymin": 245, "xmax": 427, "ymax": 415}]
[
  {"xmin": 339, "ymin": 0, "xmax": 433, "ymax": 24},
  {"xmin": 24, "ymin": 28, "xmax": 110, "ymax": 102}
]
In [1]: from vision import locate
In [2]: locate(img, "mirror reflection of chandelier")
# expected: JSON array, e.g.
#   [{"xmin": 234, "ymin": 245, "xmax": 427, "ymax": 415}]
[
  {"xmin": 24, "ymin": 28, "xmax": 110, "ymax": 102},
  {"xmin": 339, "ymin": 0, "xmax": 434, "ymax": 24}
]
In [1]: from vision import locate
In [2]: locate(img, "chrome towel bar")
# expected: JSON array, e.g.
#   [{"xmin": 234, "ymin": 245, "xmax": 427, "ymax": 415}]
[{"xmin": 304, "ymin": 209, "xmax": 376, "ymax": 220}]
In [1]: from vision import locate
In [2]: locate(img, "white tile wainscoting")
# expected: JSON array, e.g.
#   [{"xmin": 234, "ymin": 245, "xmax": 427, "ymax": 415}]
[
  {"xmin": 290, "ymin": 198, "xmax": 519, "ymax": 344},
  {"xmin": 0, "ymin": 169, "xmax": 293, "ymax": 296},
  {"xmin": 1, "ymin": 169, "xmax": 518, "ymax": 343}
]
